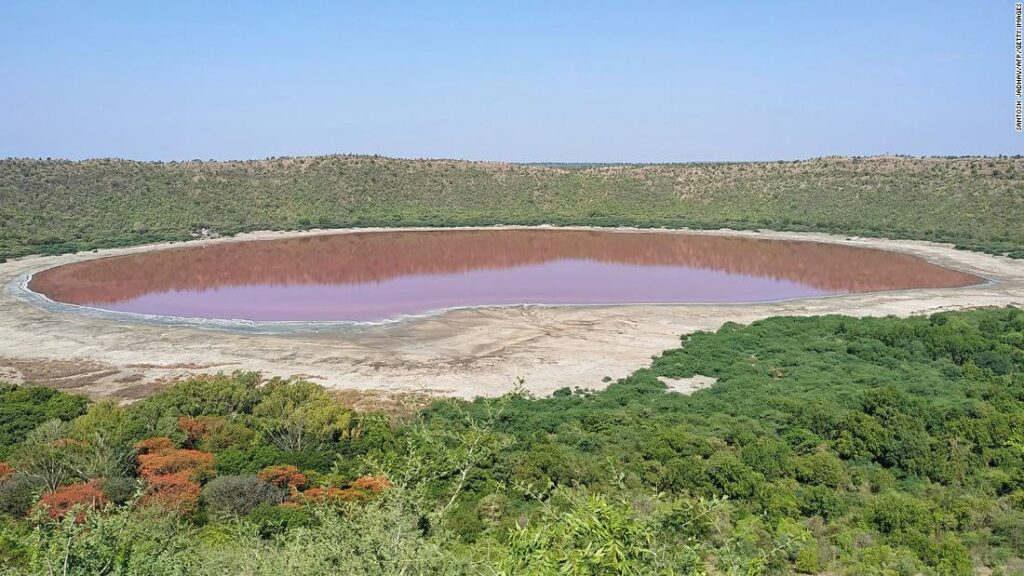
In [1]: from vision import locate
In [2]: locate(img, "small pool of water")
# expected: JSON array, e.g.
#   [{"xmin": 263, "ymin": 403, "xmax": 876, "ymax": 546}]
[{"xmin": 28, "ymin": 229, "xmax": 983, "ymax": 322}]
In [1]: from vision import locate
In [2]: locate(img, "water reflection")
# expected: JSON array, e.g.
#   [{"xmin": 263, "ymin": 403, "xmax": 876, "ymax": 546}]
[{"xmin": 29, "ymin": 230, "xmax": 981, "ymax": 321}]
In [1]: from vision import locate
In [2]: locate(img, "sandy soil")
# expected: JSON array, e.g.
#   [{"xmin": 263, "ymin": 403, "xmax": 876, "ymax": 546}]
[
  {"xmin": 658, "ymin": 375, "xmax": 718, "ymax": 394},
  {"xmin": 1, "ymin": 226, "xmax": 1022, "ymax": 401}
]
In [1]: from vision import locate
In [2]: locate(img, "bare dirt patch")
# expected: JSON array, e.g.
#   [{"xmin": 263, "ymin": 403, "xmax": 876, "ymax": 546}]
[
  {"xmin": 658, "ymin": 375, "xmax": 718, "ymax": 394},
  {"xmin": 332, "ymin": 389, "xmax": 441, "ymax": 420},
  {"xmin": 0, "ymin": 356, "xmax": 169, "ymax": 399}
]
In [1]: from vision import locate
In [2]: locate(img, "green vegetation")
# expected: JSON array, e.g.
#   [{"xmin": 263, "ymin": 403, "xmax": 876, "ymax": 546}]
[
  {"xmin": 1, "ymin": 155, "xmax": 1023, "ymax": 261},
  {"xmin": 0, "ymin": 386, "xmax": 87, "ymax": 460},
  {"xmin": 1, "ymin": 307, "xmax": 1022, "ymax": 574}
]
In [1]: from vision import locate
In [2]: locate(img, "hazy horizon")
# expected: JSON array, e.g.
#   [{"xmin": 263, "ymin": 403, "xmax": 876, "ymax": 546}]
[{"xmin": 2, "ymin": 1, "xmax": 1019, "ymax": 162}]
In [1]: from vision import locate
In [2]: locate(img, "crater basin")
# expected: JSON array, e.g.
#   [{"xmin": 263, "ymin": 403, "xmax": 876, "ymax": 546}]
[{"xmin": 27, "ymin": 229, "xmax": 983, "ymax": 322}]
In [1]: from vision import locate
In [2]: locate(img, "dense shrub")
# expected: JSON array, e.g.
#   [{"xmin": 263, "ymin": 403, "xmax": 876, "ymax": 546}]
[
  {"xmin": 37, "ymin": 480, "xmax": 107, "ymax": 520},
  {"xmin": 213, "ymin": 446, "xmax": 336, "ymax": 474},
  {"xmin": 135, "ymin": 437, "xmax": 214, "ymax": 480},
  {"xmin": 178, "ymin": 415, "xmax": 254, "ymax": 451},
  {"xmin": 201, "ymin": 475, "xmax": 285, "ymax": 519},
  {"xmin": 0, "ymin": 386, "xmax": 87, "ymax": 459},
  {"xmin": 135, "ymin": 437, "xmax": 213, "ymax": 516},
  {"xmin": 100, "ymin": 477, "xmax": 138, "ymax": 505},
  {"xmin": 244, "ymin": 503, "xmax": 315, "ymax": 538},
  {"xmin": 142, "ymin": 470, "xmax": 201, "ymax": 515},
  {"xmin": 0, "ymin": 473, "xmax": 43, "ymax": 517},
  {"xmin": 257, "ymin": 465, "xmax": 306, "ymax": 491},
  {"xmin": 796, "ymin": 484, "xmax": 846, "ymax": 520}
]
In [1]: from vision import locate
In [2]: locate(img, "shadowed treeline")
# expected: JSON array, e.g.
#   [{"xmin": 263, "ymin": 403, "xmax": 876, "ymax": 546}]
[{"xmin": 30, "ymin": 230, "xmax": 981, "ymax": 305}]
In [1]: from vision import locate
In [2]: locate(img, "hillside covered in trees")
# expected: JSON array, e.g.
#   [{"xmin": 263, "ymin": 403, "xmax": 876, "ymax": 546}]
[
  {"xmin": 1, "ymin": 155, "xmax": 1023, "ymax": 261},
  {"xmin": 0, "ymin": 307, "xmax": 1022, "ymax": 574}
]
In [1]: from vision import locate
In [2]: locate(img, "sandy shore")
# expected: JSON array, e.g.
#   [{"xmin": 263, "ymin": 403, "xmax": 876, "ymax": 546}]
[{"xmin": 1, "ymin": 226, "xmax": 1022, "ymax": 401}]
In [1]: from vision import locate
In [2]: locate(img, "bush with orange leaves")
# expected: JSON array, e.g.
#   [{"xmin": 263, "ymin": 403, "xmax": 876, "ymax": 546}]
[
  {"xmin": 177, "ymin": 415, "xmax": 254, "ymax": 452},
  {"xmin": 0, "ymin": 462, "xmax": 13, "ymax": 482},
  {"xmin": 257, "ymin": 464, "xmax": 307, "ymax": 491},
  {"xmin": 177, "ymin": 416, "xmax": 210, "ymax": 446},
  {"xmin": 142, "ymin": 470, "xmax": 202, "ymax": 513},
  {"xmin": 349, "ymin": 475, "xmax": 391, "ymax": 493},
  {"xmin": 134, "ymin": 437, "xmax": 214, "ymax": 515},
  {"xmin": 37, "ymin": 480, "xmax": 107, "ymax": 520},
  {"xmin": 137, "ymin": 448, "xmax": 214, "ymax": 480},
  {"xmin": 292, "ymin": 475, "xmax": 391, "ymax": 505},
  {"xmin": 135, "ymin": 437, "xmax": 214, "ymax": 480},
  {"xmin": 135, "ymin": 437, "xmax": 175, "ymax": 455},
  {"xmin": 295, "ymin": 486, "xmax": 363, "ymax": 503}
]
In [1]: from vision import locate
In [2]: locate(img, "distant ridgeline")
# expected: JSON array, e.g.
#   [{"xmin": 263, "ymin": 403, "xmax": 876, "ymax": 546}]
[{"xmin": 0, "ymin": 155, "xmax": 1022, "ymax": 260}]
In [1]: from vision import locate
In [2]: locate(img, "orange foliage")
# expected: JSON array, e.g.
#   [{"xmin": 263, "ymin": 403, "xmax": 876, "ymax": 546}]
[
  {"xmin": 0, "ymin": 462, "xmax": 14, "ymax": 482},
  {"xmin": 140, "ymin": 470, "xmax": 201, "ymax": 514},
  {"xmin": 135, "ymin": 436, "xmax": 175, "ymax": 455},
  {"xmin": 137, "ymin": 449, "xmax": 214, "ymax": 480},
  {"xmin": 38, "ymin": 480, "xmax": 107, "ymax": 520},
  {"xmin": 177, "ymin": 416, "xmax": 211, "ymax": 446},
  {"xmin": 350, "ymin": 474, "xmax": 391, "ymax": 493},
  {"xmin": 295, "ymin": 486, "xmax": 367, "ymax": 503},
  {"xmin": 134, "ymin": 436, "xmax": 213, "ymax": 516},
  {"xmin": 292, "ymin": 475, "xmax": 391, "ymax": 505},
  {"xmin": 176, "ymin": 416, "xmax": 252, "ymax": 451},
  {"xmin": 258, "ymin": 465, "xmax": 307, "ymax": 490}
]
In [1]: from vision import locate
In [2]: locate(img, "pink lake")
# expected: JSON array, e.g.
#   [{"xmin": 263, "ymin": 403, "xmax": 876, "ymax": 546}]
[{"xmin": 29, "ymin": 229, "xmax": 982, "ymax": 322}]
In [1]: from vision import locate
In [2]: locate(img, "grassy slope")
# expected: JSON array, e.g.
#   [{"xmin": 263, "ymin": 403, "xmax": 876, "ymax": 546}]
[{"xmin": 1, "ymin": 155, "xmax": 1022, "ymax": 260}]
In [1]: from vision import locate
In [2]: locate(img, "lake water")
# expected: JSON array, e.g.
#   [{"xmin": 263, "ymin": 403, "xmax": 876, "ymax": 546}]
[{"xmin": 28, "ymin": 229, "xmax": 982, "ymax": 322}]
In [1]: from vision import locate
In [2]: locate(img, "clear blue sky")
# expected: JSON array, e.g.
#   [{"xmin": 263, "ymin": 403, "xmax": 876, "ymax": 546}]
[{"xmin": 1, "ymin": 1, "xmax": 1019, "ymax": 162}]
